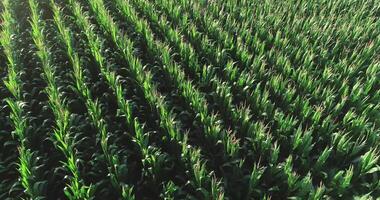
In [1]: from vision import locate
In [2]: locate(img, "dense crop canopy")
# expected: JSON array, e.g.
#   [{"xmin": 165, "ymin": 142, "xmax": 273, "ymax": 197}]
[{"xmin": 0, "ymin": 0, "xmax": 379, "ymax": 199}]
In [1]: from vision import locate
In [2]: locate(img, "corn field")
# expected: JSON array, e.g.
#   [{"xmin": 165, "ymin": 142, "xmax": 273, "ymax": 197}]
[{"xmin": 0, "ymin": 0, "xmax": 379, "ymax": 199}]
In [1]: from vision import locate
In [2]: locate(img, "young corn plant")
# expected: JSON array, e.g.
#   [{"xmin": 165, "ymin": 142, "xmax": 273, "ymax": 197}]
[
  {"xmin": 152, "ymin": 0, "xmax": 303, "ymax": 142},
  {"xmin": 28, "ymin": 0, "xmax": 93, "ymax": 199},
  {"xmin": 166, "ymin": 2, "xmax": 380, "ymax": 195},
  {"xmin": 0, "ymin": 0, "xmax": 378, "ymax": 199},
  {"xmin": 1, "ymin": 0, "xmax": 46, "ymax": 198},
  {"xmin": 113, "ymin": 0, "xmax": 239, "ymax": 159},
  {"xmin": 69, "ymin": 0, "xmax": 225, "ymax": 198},
  {"xmin": 71, "ymin": 0, "xmax": 169, "ymax": 197},
  {"xmin": 216, "ymin": 0, "xmax": 378, "ymax": 141},
  {"xmin": 229, "ymin": 0, "xmax": 379, "ymax": 125},
  {"xmin": 175, "ymin": 0, "xmax": 321, "ymax": 134},
  {"xmin": 126, "ymin": 1, "xmax": 295, "ymax": 198},
  {"xmin": 154, "ymin": 0, "xmax": 318, "ymax": 192},
  {"xmin": 50, "ymin": 1, "xmax": 135, "ymax": 198}
]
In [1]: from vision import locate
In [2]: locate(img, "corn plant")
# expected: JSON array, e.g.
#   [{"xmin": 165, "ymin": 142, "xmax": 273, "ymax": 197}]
[
  {"xmin": 113, "ymin": 0, "xmax": 239, "ymax": 158},
  {"xmin": 0, "ymin": 0, "xmax": 46, "ymax": 198},
  {"xmin": 69, "ymin": 0, "xmax": 226, "ymax": 198},
  {"xmin": 50, "ymin": 1, "xmax": 134, "ymax": 198},
  {"xmin": 0, "ymin": 0, "xmax": 379, "ymax": 199},
  {"xmin": 28, "ymin": 0, "xmax": 93, "ymax": 199}
]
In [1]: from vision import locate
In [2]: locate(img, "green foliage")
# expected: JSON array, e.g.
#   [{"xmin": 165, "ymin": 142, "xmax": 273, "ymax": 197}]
[{"xmin": 0, "ymin": 0, "xmax": 379, "ymax": 199}]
